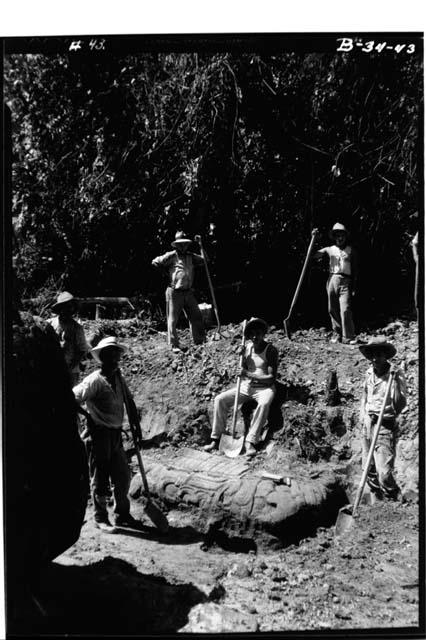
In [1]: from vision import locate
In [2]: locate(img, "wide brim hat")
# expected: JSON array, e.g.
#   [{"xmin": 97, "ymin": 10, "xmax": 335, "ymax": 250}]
[
  {"xmin": 329, "ymin": 222, "xmax": 349, "ymax": 240},
  {"xmin": 359, "ymin": 336, "xmax": 396, "ymax": 359},
  {"xmin": 244, "ymin": 317, "xmax": 269, "ymax": 338},
  {"xmin": 171, "ymin": 231, "xmax": 192, "ymax": 248},
  {"xmin": 51, "ymin": 291, "xmax": 76, "ymax": 312},
  {"xmin": 91, "ymin": 336, "xmax": 127, "ymax": 362}
]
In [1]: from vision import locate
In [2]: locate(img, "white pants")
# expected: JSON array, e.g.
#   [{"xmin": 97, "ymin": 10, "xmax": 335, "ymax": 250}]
[{"xmin": 211, "ymin": 382, "xmax": 275, "ymax": 445}]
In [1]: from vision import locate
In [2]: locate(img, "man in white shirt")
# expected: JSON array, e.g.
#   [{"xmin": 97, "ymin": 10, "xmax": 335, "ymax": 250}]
[
  {"xmin": 73, "ymin": 336, "xmax": 143, "ymax": 531},
  {"xmin": 313, "ymin": 222, "xmax": 358, "ymax": 344},
  {"xmin": 152, "ymin": 231, "xmax": 205, "ymax": 351}
]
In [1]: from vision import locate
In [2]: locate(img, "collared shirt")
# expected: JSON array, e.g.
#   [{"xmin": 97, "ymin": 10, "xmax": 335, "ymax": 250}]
[
  {"xmin": 48, "ymin": 316, "xmax": 89, "ymax": 373},
  {"xmin": 152, "ymin": 250, "xmax": 204, "ymax": 289},
  {"xmin": 317, "ymin": 245, "xmax": 353, "ymax": 276},
  {"xmin": 73, "ymin": 369, "xmax": 129, "ymax": 429},
  {"xmin": 361, "ymin": 365, "xmax": 407, "ymax": 419}
]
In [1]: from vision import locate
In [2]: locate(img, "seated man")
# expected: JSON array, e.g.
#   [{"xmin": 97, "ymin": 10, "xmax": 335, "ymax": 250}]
[{"xmin": 204, "ymin": 318, "xmax": 278, "ymax": 457}]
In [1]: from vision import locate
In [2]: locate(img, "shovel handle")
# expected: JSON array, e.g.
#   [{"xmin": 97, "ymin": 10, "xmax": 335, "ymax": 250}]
[
  {"xmin": 230, "ymin": 320, "xmax": 247, "ymax": 438},
  {"xmin": 117, "ymin": 370, "xmax": 151, "ymax": 498},
  {"xmin": 195, "ymin": 235, "xmax": 221, "ymax": 333},
  {"xmin": 352, "ymin": 370, "xmax": 395, "ymax": 516},
  {"xmin": 283, "ymin": 228, "xmax": 319, "ymax": 325}
]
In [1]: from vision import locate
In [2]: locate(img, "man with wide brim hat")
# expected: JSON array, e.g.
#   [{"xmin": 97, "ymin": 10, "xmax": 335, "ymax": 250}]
[
  {"xmin": 152, "ymin": 231, "xmax": 205, "ymax": 352},
  {"xmin": 358, "ymin": 335, "xmax": 407, "ymax": 501},
  {"xmin": 48, "ymin": 291, "xmax": 89, "ymax": 385},
  {"xmin": 313, "ymin": 222, "xmax": 358, "ymax": 344},
  {"xmin": 358, "ymin": 336, "xmax": 396, "ymax": 359},
  {"xmin": 204, "ymin": 317, "xmax": 278, "ymax": 458},
  {"xmin": 73, "ymin": 335, "xmax": 143, "ymax": 531}
]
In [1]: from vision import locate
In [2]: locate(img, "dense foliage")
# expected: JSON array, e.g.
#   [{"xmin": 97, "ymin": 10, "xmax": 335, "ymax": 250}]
[{"xmin": 5, "ymin": 49, "xmax": 422, "ymax": 324}]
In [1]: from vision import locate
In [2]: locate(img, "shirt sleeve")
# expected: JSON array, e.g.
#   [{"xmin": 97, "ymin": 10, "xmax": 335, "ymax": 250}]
[
  {"xmin": 73, "ymin": 376, "xmax": 97, "ymax": 405},
  {"xmin": 152, "ymin": 251, "xmax": 174, "ymax": 267},
  {"xmin": 313, "ymin": 246, "xmax": 330, "ymax": 259}
]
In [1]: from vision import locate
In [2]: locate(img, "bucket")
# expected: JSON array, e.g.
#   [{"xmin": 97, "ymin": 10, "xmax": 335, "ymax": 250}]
[{"xmin": 198, "ymin": 303, "xmax": 215, "ymax": 327}]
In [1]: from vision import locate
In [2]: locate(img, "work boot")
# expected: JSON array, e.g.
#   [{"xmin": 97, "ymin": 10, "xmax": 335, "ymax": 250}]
[
  {"xmin": 114, "ymin": 514, "xmax": 144, "ymax": 529},
  {"xmin": 330, "ymin": 334, "xmax": 341, "ymax": 344},
  {"xmin": 245, "ymin": 443, "xmax": 257, "ymax": 458},
  {"xmin": 203, "ymin": 439, "xmax": 219, "ymax": 452},
  {"xmin": 94, "ymin": 516, "xmax": 117, "ymax": 533}
]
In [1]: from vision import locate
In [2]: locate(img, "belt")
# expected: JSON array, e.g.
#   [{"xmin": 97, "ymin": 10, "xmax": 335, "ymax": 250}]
[{"xmin": 329, "ymin": 273, "xmax": 351, "ymax": 277}]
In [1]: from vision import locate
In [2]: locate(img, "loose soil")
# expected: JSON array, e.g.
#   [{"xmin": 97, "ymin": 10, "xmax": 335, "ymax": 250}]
[{"xmin": 24, "ymin": 318, "xmax": 421, "ymax": 634}]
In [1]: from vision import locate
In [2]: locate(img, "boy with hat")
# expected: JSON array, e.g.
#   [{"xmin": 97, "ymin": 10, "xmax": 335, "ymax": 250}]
[
  {"xmin": 152, "ymin": 231, "xmax": 205, "ymax": 352},
  {"xmin": 358, "ymin": 336, "xmax": 407, "ymax": 500},
  {"xmin": 313, "ymin": 223, "xmax": 358, "ymax": 344},
  {"xmin": 73, "ymin": 336, "xmax": 143, "ymax": 531},
  {"xmin": 48, "ymin": 291, "xmax": 90, "ymax": 386},
  {"xmin": 204, "ymin": 318, "xmax": 278, "ymax": 457}
]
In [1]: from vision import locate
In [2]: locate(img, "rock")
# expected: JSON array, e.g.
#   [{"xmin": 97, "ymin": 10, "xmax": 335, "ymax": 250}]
[
  {"xmin": 179, "ymin": 603, "xmax": 259, "ymax": 633},
  {"xmin": 228, "ymin": 563, "xmax": 251, "ymax": 578},
  {"xmin": 129, "ymin": 448, "xmax": 347, "ymax": 549}
]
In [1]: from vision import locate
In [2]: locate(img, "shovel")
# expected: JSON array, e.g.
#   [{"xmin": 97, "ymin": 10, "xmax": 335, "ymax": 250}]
[
  {"xmin": 219, "ymin": 320, "xmax": 247, "ymax": 457},
  {"xmin": 118, "ymin": 371, "xmax": 169, "ymax": 534},
  {"xmin": 283, "ymin": 228, "xmax": 318, "ymax": 339},
  {"xmin": 335, "ymin": 370, "xmax": 395, "ymax": 537},
  {"xmin": 194, "ymin": 235, "xmax": 230, "ymax": 339}
]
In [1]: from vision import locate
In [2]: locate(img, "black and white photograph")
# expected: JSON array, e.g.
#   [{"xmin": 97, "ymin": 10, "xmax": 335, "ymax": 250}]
[{"xmin": 2, "ymin": 22, "xmax": 424, "ymax": 639}]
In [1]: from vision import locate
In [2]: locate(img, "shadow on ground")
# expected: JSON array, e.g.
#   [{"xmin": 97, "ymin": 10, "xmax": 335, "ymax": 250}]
[{"xmin": 9, "ymin": 556, "xmax": 206, "ymax": 635}]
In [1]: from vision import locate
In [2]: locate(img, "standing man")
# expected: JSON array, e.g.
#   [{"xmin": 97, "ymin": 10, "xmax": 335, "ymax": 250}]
[
  {"xmin": 152, "ymin": 231, "xmax": 205, "ymax": 352},
  {"xmin": 73, "ymin": 336, "xmax": 143, "ymax": 531},
  {"xmin": 313, "ymin": 223, "xmax": 358, "ymax": 344},
  {"xmin": 358, "ymin": 336, "xmax": 407, "ymax": 501},
  {"xmin": 49, "ymin": 291, "xmax": 90, "ymax": 386}
]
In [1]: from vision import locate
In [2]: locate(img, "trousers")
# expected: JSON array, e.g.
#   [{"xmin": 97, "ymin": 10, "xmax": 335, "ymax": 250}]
[
  {"xmin": 89, "ymin": 426, "xmax": 130, "ymax": 520},
  {"xmin": 361, "ymin": 414, "xmax": 399, "ymax": 498},
  {"xmin": 327, "ymin": 274, "xmax": 355, "ymax": 340},
  {"xmin": 211, "ymin": 383, "xmax": 275, "ymax": 445},
  {"xmin": 166, "ymin": 287, "xmax": 205, "ymax": 348}
]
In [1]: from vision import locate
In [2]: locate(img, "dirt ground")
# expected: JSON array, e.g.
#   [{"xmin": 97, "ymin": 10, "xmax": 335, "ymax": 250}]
[{"xmin": 25, "ymin": 317, "xmax": 421, "ymax": 635}]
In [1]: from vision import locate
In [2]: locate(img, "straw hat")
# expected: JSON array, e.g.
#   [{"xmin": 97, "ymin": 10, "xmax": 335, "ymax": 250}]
[
  {"xmin": 51, "ymin": 291, "xmax": 76, "ymax": 312},
  {"xmin": 91, "ymin": 336, "xmax": 127, "ymax": 362},
  {"xmin": 171, "ymin": 231, "xmax": 192, "ymax": 248},
  {"xmin": 329, "ymin": 222, "xmax": 349, "ymax": 240},
  {"xmin": 359, "ymin": 336, "xmax": 396, "ymax": 359},
  {"xmin": 244, "ymin": 317, "xmax": 268, "ymax": 338}
]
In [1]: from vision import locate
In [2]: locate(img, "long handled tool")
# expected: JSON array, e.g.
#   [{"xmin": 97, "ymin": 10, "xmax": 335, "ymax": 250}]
[
  {"xmin": 118, "ymin": 370, "xmax": 169, "ymax": 534},
  {"xmin": 335, "ymin": 370, "xmax": 395, "ymax": 537},
  {"xmin": 194, "ymin": 235, "xmax": 227, "ymax": 339},
  {"xmin": 283, "ymin": 228, "xmax": 318, "ymax": 339},
  {"xmin": 219, "ymin": 320, "xmax": 247, "ymax": 458}
]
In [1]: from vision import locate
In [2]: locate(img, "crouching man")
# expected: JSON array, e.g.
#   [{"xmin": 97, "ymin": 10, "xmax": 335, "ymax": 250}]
[
  {"xmin": 358, "ymin": 336, "xmax": 407, "ymax": 501},
  {"xmin": 73, "ymin": 336, "xmax": 143, "ymax": 531},
  {"xmin": 204, "ymin": 318, "xmax": 278, "ymax": 457}
]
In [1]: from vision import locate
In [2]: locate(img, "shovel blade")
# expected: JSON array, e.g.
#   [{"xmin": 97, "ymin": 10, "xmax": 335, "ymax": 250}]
[
  {"xmin": 219, "ymin": 433, "xmax": 245, "ymax": 458},
  {"xmin": 334, "ymin": 504, "xmax": 354, "ymax": 537},
  {"xmin": 145, "ymin": 499, "xmax": 169, "ymax": 534}
]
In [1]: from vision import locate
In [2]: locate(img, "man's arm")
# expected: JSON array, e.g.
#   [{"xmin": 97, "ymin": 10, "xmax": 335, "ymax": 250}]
[
  {"xmin": 391, "ymin": 368, "xmax": 407, "ymax": 415},
  {"xmin": 191, "ymin": 252, "xmax": 205, "ymax": 266},
  {"xmin": 350, "ymin": 247, "xmax": 359, "ymax": 295},
  {"xmin": 152, "ymin": 250, "xmax": 174, "ymax": 268},
  {"xmin": 313, "ymin": 247, "xmax": 329, "ymax": 260}
]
